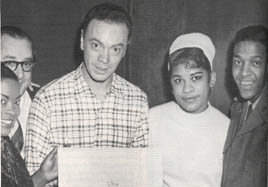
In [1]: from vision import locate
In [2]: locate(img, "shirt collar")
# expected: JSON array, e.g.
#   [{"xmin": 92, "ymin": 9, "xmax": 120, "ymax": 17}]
[
  {"xmin": 73, "ymin": 63, "xmax": 124, "ymax": 97},
  {"xmin": 73, "ymin": 63, "xmax": 83, "ymax": 80},
  {"xmin": 108, "ymin": 74, "xmax": 124, "ymax": 97}
]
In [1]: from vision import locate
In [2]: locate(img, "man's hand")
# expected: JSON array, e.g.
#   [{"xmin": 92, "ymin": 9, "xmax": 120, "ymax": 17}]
[
  {"xmin": 39, "ymin": 146, "xmax": 58, "ymax": 182},
  {"xmin": 28, "ymin": 82, "xmax": 40, "ymax": 91}
]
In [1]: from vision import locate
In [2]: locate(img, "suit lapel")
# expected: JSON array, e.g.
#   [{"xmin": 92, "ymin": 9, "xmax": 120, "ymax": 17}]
[
  {"xmin": 238, "ymin": 88, "xmax": 268, "ymax": 136},
  {"xmin": 223, "ymin": 101, "xmax": 245, "ymax": 152}
]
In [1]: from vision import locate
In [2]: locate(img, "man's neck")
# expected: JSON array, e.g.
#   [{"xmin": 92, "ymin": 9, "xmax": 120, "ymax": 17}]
[{"xmin": 82, "ymin": 65, "xmax": 113, "ymax": 101}]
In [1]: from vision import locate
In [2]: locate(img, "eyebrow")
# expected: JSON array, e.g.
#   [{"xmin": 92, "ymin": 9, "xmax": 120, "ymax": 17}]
[
  {"xmin": 89, "ymin": 38, "xmax": 124, "ymax": 48},
  {"xmin": 1, "ymin": 94, "xmax": 9, "ymax": 99},
  {"xmin": 2, "ymin": 55, "xmax": 16, "ymax": 60},
  {"xmin": 1, "ymin": 93, "xmax": 22, "ymax": 100},
  {"xmin": 171, "ymin": 74, "xmax": 181, "ymax": 78},
  {"xmin": 24, "ymin": 57, "xmax": 34, "ymax": 61},
  {"xmin": 233, "ymin": 54, "xmax": 263, "ymax": 59},
  {"xmin": 171, "ymin": 71, "xmax": 204, "ymax": 78},
  {"xmin": 190, "ymin": 72, "xmax": 204, "ymax": 76},
  {"xmin": 111, "ymin": 43, "xmax": 124, "ymax": 48},
  {"xmin": 2, "ymin": 55, "xmax": 34, "ymax": 61}
]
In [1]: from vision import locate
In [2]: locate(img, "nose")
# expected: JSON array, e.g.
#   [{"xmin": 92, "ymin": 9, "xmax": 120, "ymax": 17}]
[
  {"xmin": 98, "ymin": 48, "xmax": 110, "ymax": 64},
  {"xmin": 14, "ymin": 64, "xmax": 24, "ymax": 80},
  {"xmin": 240, "ymin": 62, "xmax": 251, "ymax": 76},
  {"xmin": 5, "ymin": 103, "xmax": 19, "ymax": 118},
  {"xmin": 182, "ymin": 81, "xmax": 194, "ymax": 94}
]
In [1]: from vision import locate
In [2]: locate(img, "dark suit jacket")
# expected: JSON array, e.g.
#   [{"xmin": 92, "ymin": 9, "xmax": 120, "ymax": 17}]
[
  {"xmin": 1, "ymin": 137, "xmax": 33, "ymax": 187},
  {"xmin": 27, "ymin": 86, "xmax": 39, "ymax": 100},
  {"xmin": 221, "ymin": 88, "xmax": 268, "ymax": 187}
]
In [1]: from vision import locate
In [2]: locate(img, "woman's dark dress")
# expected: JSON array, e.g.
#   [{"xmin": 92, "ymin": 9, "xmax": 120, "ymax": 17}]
[{"xmin": 1, "ymin": 136, "xmax": 34, "ymax": 187}]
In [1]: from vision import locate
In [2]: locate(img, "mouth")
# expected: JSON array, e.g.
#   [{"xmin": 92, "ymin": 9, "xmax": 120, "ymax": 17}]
[
  {"xmin": 1, "ymin": 119, "xmax": 15, "ymax": 128},
  {"xmin": 95, "ymin": 65, "xmax": 108, "ymax": 73},
  {"xmin": 239, "ymin": 80, "xmax": 255, "ymax": 88},
  {"xmin": 182, "ymin": 96, "xmax": 199, "ymax": 103}
]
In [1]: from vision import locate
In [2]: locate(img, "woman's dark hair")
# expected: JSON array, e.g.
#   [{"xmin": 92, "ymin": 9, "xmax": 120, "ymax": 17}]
[
  {"xmin": 1, "ymin": 64, "xmax": 18, "ymax": 81},
  {"xmin": 168, "ymin": 47, "xmax": 212, "ymax": 73}
]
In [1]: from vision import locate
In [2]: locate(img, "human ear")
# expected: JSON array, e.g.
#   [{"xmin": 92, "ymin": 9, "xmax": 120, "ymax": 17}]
[
  {"xmin": 80, "ymin": 30, "xmax": 84, "ymax": 51},
  {"xmin": 209, "ymin": 71, "xmax": 216, "ymax": 88},
  {"xmin": 127, "ymin": 37, "xmax": 131, "ymax": 45}
]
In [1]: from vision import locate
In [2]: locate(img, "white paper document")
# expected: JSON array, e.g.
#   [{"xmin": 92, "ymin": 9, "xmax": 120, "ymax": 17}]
[{"xmin": 58, "ymin": 148, "xmax": 161, "ymax": 187}]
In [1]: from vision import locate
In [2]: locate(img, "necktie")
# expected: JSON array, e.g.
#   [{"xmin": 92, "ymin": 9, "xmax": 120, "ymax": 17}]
[
  {"xmin": 246, "ymin": 102, "xmax": 253, "ymax": 120},
  {"xmin": 11, "ymin": 120, "xmax": 24, "ymax": 153}
]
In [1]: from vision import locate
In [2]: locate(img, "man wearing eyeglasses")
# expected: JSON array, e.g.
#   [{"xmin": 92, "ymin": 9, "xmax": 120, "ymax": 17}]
[{"xmin": 1, "ymin": 26, "xmax": 39, "ymax": 158}]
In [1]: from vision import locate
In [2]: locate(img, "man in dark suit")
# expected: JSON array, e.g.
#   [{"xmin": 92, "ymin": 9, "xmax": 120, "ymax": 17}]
[
  {"xmin": 1, "ymin": 26, "xmax": 39, "ymax": 157},
  {"xmin": 222, "ymin": 25, "xmax": 268, "ymax": 187}
]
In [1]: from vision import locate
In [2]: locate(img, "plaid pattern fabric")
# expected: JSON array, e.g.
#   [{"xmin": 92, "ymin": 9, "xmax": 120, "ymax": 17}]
[{"xmin": 25, "ymin": 64, "xmax": 149, "ymax": 178}]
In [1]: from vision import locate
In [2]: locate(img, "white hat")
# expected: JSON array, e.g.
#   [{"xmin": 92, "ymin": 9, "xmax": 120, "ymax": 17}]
[{"xmin": 169, "ymin": 32, "xmax": 215, "ymax": 68}]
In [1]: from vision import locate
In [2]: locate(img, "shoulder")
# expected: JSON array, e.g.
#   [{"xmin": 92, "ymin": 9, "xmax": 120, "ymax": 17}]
[
  {"xmin": 256, "ymin": 88, "xmax": 268, "ymax": 122},
  {"xmin": 149, "ymin": 102, "xmax": 178, "ymax": 142},
  {"xmin": 114, "ymin": 74, "xmax": 148, "ymax": 101},
  {"xmin": 26, "ymin": 86, "xmax": 39, "ymax": 99},
  {"xmin": 209, "ymin": 105, "xmax": 230, "ymax": 125},
  {"xmin": 230, "ymin": 97, "xmax": 244, "ymax": 117},
  {"xmin": 150, "ymin": 101, "xmax": 175, "ymax": 115},
  {"xmin": 231, "ymin": 97, "xmax": 243, "ymax": 109},
  {"xmin": 149, "ymin": 102, "xmax": 177, "ymax": 123},
  {"xmin": 33, "ymin": 70, "xmax": 76, "ymax": 101}
]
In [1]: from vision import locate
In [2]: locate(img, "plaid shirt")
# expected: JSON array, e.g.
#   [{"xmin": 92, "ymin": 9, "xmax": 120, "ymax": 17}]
[{"xmin": 25, "ymin": 64, "xmax": 149, "ymax": 178}]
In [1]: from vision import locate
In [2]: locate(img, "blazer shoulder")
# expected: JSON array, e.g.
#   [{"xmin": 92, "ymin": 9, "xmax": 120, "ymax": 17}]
[
  {"xmin": 257, "ymin": 91, "xmax": 268, "ymax": 122},
  {"xmin": 27, "ymin": 87, "xmax": 39, "ymax": 100},
  {"xmin": 231, "ymin": 98, "xmax": 243, "ymax": 114}
]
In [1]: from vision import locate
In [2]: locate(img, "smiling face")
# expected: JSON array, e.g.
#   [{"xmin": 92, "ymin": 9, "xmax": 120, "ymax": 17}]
[
  {"xmin": 232, "ymin": 41, "xmax": 267, "ymax": 100},
  {"xmin": 1, "ymin": 34, "xmax": 33, "ymax": 95},
  {"xmin": 80, "ymin": 19, "xmax": 129, "ymax": 86},
  {"xmin": 171, "ymin": 62, "xmax": 215, "ymax": 114},
  {"xmin": 1, "ymin": 78, "xmax": 21, "ymax": 136}
]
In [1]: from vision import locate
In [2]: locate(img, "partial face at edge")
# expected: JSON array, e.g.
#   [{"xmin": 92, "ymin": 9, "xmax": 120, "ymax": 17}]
[
  {"xmin": 1, "ymin": 34, "xmax": 33, "ymax": 95},
  {"xmin": 170, "ymin": 62, "xmax": 216, "ymax": 114},
  {"xmin": 232, "ymin": 41, "xmax": 267, "ymax": 100},
  {"xmin": 1, "ymin": 78, "xmax": 21, "ymax": 136},
  {"xmin": 80, "ymin": 19, "xmax": 129, "ymax": 85}
]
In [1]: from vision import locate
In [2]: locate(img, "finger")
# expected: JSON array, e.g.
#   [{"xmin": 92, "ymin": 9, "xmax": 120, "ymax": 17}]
[
  {"xmin": 47, "ymin": 146, "xmax": 58, "ymax": 158},
  {"xmin": 29, "ymin": 85, "xmax": 34, "ymax": 91},
  {"xmin": 31, "ymin": 82, "xmax": 41, "ymax": 88}
]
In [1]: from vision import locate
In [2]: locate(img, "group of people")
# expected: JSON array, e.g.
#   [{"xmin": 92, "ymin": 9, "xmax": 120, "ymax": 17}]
[{"xmin": 1, "ymin": 2, "xmax": 267, "ymax": 187}]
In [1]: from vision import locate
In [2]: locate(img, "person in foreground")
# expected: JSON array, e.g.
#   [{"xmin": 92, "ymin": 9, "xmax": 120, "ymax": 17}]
[
  {"xmin": 1, "ymin": 26, "xmax": 40, "ymax": 157},
  {"xmin": 25, "ymin": 3, "xmax": 149, "ymax": 185},
  {"xmin": 149, "ymin": 33, "xmax": 230, "ymax": 186},
  {"xmin": 1, "ymin": 65, "xmax": 57, "ymax": 187},
  {"xmin": 221, "ymin": 25, "xmax": 268, "ymax": 187}
]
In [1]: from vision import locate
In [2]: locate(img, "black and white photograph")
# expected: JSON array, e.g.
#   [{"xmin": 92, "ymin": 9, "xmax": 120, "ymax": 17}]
[{"xmin": 1, "ymin": 0, "xmax": 267, "ymax": 186}]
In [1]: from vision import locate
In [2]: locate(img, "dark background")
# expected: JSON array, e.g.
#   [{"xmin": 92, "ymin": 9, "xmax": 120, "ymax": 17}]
[{"xmin": 2, "ymin": 0, "xmax": 268, "ymax": 115}]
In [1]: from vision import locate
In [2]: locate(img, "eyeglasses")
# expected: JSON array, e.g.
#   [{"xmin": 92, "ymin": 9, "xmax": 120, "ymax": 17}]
[{"xmin": 2, "ymin": 60, "xmax": 36, "ymax": 72}]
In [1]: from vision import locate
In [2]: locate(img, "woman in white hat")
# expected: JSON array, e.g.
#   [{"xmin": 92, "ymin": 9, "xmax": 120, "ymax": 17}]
[{"xmin": 149, "ymin": 33, "xmax": 230, "ymax": 187}]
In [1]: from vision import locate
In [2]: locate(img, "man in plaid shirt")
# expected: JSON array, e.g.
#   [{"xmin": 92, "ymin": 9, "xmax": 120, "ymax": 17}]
[{"xmin": 25, "ymin": 3, "xmax": 149, "ymax": 185}]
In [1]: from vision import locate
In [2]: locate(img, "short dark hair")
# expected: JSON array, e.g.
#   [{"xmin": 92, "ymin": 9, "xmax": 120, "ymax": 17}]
[
  {"xmin": 1, "ymin": 26, "xmax": 36, "ymax": 61},
  {"xmin": 1, "ymin": 64, "xmax": 18, "ymax": 81},
  {"xmin": 81, "ymin": 3, "xmax": 132, "ymax": 39},
  {"xmin": 233, "ymin": 25, "xmax": 268, "ymax": 55},
  {"xmin": 168, "ymin": 47, "xmax": 212, "ymax": 73}
]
